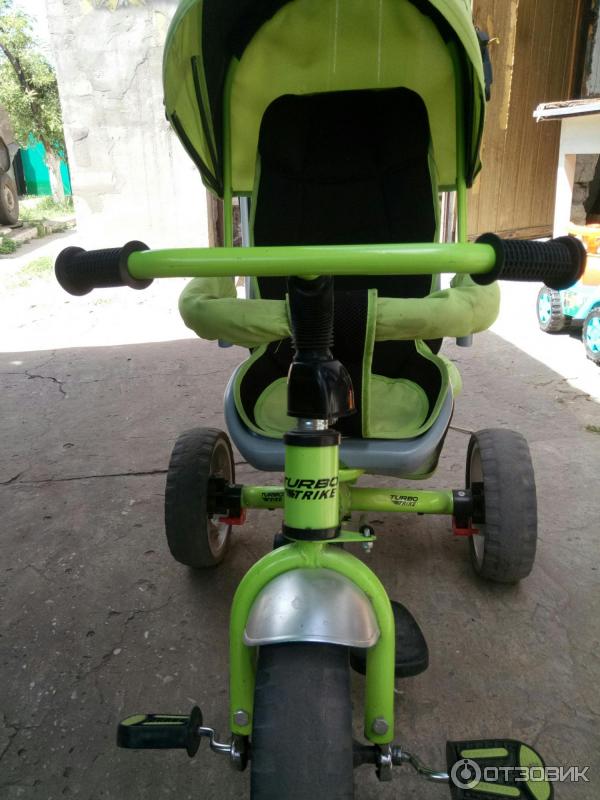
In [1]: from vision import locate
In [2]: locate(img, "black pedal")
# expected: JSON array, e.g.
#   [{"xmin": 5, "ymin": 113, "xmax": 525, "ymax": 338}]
[
  {"xmin": 117, "ymin": 707, "xmax": 202, "ymax": 757},
  {"xmin": 350, "ymin": 600, "xmax": 428, "ymax": 678},
  {"xmin": 446, "ymin": 738, "xmax": 553, "ymax": 800}
]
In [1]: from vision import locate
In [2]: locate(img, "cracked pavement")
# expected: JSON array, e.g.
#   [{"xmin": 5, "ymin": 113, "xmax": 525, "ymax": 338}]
[{"xmin": 1, "ymin": 237, "xmax": 599, "ymax": 798}]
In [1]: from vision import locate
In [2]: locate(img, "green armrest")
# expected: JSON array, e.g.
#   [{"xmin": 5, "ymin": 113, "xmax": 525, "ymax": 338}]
[{"xmin": 178, "ymin": 274, "xmax": 500, "ymax": 349}]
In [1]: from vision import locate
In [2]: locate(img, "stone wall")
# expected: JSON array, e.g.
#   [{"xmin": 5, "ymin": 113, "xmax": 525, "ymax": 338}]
[
  {"xmin": 571, "ymin": 155, "xmax": 600, "ymax": 225},
  {"xmin": 565, "ymin": 5, "xmax": 600, "ymax": 226},
  {"xmin": 45, "ymin": 0, "xmax": 208, "ymax": 248},
  {"xmin": 584, "ymin": 1, "xmax": 600, "ymax": 98}
]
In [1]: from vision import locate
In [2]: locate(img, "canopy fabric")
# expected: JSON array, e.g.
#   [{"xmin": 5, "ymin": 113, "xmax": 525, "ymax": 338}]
[{"xmin": 163, "ymin": 0, "xmax": 485, "ymax": 197}]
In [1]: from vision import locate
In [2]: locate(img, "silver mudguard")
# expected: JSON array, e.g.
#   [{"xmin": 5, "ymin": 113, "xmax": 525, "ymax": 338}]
[{"xmin": 243, "ymin": 568, "xmax": 380, "ymax": 648}]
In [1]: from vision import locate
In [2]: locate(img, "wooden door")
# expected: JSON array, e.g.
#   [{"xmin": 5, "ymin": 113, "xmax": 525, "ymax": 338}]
[{"xmin": 469, "ymin": 0, "xmax": 586, "ymax": 239}]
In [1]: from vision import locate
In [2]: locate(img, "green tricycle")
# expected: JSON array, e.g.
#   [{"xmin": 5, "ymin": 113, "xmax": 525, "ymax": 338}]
[{"xmin": 55, "ymin": 1, "xmax": 586, "ymax": 798}]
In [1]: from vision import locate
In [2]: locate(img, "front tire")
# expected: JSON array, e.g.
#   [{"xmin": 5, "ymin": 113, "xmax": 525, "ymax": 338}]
[
  {"xmin": 251, "ymin": 643, "xmax": 354, "ymax": 800},
  {"xmin": 466, "ymin": 429, "xmax": 537, "ymax": 584}
]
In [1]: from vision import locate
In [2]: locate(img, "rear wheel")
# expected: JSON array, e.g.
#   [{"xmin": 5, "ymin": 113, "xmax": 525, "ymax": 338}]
[
  {"xmin": 164, "ymin": 428, "xmax": 234, "ymax": 568},
  {"xmin": 466, "ymin": 429, "xmax": 537, "ymax": 583},
  {"xmin": 0, "ymin": 173, "xmax": 19, "ymax": 225},
  {"xmin": 582, "ymin": 307, "xmax": 600, "ymax": 364},
  {"xmin": 536, "ymin": 287, "xmax": 569, "ymax": 333},
  {"xmin": 251, "ymin": 643, "xmax": 354, "ymax": 800}
]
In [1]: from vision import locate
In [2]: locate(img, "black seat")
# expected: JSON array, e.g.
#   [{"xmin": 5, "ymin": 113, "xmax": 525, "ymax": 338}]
[{"xmin": 239, "ymin": 87, "xmax": 444, "ymax": 438}]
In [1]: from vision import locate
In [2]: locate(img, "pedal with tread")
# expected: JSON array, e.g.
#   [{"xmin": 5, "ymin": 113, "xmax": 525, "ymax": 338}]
[
  {"xmin": 446, "ymin": 738, "xmax": 553, "ymax": 800},
  {"xmin": 117, "ymin": 707, "xmax": 202, "ymax": 756}
]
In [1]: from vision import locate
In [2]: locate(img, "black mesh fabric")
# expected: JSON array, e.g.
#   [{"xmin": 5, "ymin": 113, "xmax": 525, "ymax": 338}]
[
  {"xmin": 331, "ymin": 290, "xmax": 369, "ymax": 436},
  {"xmin": 254, "ymin": 88, "xmax": 436, "ymax": 252},
  {"xmin": 240, "ymin": 87, "xmax": 443, "ymax": 436}
]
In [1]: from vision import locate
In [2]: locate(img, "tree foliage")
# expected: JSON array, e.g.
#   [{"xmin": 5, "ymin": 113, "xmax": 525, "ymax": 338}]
[{"xmin": 0, "ymin": 0, "xmax": 64, "ymax": 157}]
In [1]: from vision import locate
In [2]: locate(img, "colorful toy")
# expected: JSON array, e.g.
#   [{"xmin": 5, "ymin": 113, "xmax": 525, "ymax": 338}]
[{"xmin": 537, "ymin": 227, "xmax": 600, "ymax": 364}]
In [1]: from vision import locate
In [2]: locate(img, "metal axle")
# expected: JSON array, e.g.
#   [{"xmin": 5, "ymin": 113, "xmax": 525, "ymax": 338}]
[
  {"xmin": 392, "ymin": 746, "xmax": 450, "ymax": 783},
  {"xmin": 197, "ymin": 726, "xmax": 248, "ymax": 771},
  {"xmin": 353, "ymin": 741, "xmax": 449, "ymax": 783}
]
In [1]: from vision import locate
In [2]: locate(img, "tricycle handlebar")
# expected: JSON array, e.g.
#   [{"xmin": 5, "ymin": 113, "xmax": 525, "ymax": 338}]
[
  {"xmin": 55, "ymin": 240, "xmax": 152, "ymax": 296},
  {"xmin": 55, "ymin": 236, "xmax": 586, "ymax": 297}
]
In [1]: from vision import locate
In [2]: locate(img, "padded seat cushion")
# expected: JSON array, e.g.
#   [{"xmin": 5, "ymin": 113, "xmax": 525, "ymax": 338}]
[
  {"xmin": 237, "ymin": 86, "xmax": 451, "ymax": 440},
  {"xmin": 253, "ymin": 87, "xmax": 437, "ymax": 249},
  {"xmin": 245, "ymin": 365, "xmax": 432, "ymax": 438}
]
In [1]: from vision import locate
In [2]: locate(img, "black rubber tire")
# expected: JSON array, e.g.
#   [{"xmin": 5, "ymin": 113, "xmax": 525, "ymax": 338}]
[
  {"xmin": 0, "ymin": 173, "xmax": 19, "ymax": 225},
  {"xmin": 164, "ymin": 428, "xmax": 234, "ymax": 568},
  {"xmin": 536, "ymin": 286, "xmax": 569, "ymax": 333},
  {"xmin": 582, "ymin": 307, "xmax": 600, "ymax": 365},
  {"xmin": 0, "ymin": 138, "xmax": 10, "ymax": 173},
  {"xmin": 466, "ymin": 429, "xmax": 537, "ymax": 584},
  {"xmin": 251, "ymin": 643, "xmax": 354, "ymax": 800}
]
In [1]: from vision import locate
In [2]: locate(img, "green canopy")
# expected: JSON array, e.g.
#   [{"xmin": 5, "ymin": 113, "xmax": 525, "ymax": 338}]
[{"xmin": 163, "ymin": 0, "xmax": 485, "ymax": 197}]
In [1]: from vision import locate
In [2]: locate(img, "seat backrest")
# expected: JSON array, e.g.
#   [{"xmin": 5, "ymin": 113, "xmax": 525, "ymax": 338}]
[
  {"xmin": 244, "ymin": 87, "xmax": 443, "ymax": 437},
  {"xmin": 253, "ymin": 86, "xmax": 438, "ymax": 303}
]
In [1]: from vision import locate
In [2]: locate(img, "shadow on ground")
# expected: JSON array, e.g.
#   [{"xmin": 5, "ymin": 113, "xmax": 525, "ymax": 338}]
[{"xmin": 1, "ymin": 332, "xmax": 599, "ymax": 799}]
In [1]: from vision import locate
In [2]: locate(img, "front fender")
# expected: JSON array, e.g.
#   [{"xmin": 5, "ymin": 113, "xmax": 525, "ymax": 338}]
[{"xmin": 243, "ymin": 568, "xmax": 380, "ymax": 648}]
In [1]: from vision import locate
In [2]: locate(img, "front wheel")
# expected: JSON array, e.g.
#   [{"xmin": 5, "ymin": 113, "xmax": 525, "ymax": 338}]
[{"xmin": 251, "ymin": 643, "xmax": 354, "ymax": 800}]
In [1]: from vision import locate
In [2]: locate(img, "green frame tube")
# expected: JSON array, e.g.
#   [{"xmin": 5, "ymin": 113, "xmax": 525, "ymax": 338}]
[
  {"xmin": 450, "ymin": 42, "xmax": 469, "ymax": 244},
  {"xmin": 349, "ymin": 487, "xmax": 454, "ymax": 515},
  {"xmin": 128, "ymin": 241, "xmax": 495, "ymax": 280},
  {"xmin": 242, "ymin": 485, "xmax": 455, "ymax": 516},
  {"xmin": 229, "ymin": 541, "xmax": 396, "ymax": 744},
  {"xmin": 284, "ymin": 444, "xmax": 340, "ymax": 531},
  {"xmin": 222, "ymin": 61, "xmax": 237, "ymax": 248},
  {"xmin": 241, "ymin": 485, "xmax": 284, "ymax": 509}
]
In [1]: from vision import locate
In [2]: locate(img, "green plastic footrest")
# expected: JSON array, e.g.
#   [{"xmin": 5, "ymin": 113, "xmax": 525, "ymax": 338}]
[{"xmin": 446, "ymin": 739, "xmax": 553, "ymax": 800}]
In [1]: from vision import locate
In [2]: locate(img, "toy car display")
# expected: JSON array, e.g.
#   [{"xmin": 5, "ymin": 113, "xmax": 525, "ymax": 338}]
[{"xmin": 537, "ymin": 225, "xmax": 600, "ymax": 364}]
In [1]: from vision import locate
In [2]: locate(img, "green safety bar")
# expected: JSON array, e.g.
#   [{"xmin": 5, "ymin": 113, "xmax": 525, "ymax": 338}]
[{"xmin": 128, "ymin": 242, "xmax": 496, "ymax": 280}]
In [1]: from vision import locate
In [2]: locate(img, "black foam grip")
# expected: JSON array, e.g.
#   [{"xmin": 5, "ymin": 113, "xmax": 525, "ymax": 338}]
[
  {"xmin": 55, "ymin": 240, "xmax": 151, "ymax": 296},
  {"xmin": 474, "ymin": 233, "xmax": 586, "ymax": 291}
]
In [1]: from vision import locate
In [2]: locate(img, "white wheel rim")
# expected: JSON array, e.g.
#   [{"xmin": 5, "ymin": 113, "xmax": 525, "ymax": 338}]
[
  {"xmin": 468, "ymin": 442, "xmax": 486, "ymax": 568},
  {"xmin": 585, "ymin": 314, "xmax": 600, "ymax": 356},
  {"xmin": 537, "ymin": 291, "xmax": 553, "ymax": 325},
  {"xmin": 207, "ymin": 440, "xmax": 233, "ymax": 558}
]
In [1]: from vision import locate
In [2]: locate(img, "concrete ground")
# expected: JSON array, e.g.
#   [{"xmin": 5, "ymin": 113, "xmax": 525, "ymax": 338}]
[{"xmin": 1, "ymin": 232, "xmax": 599, "ymax": 799}]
